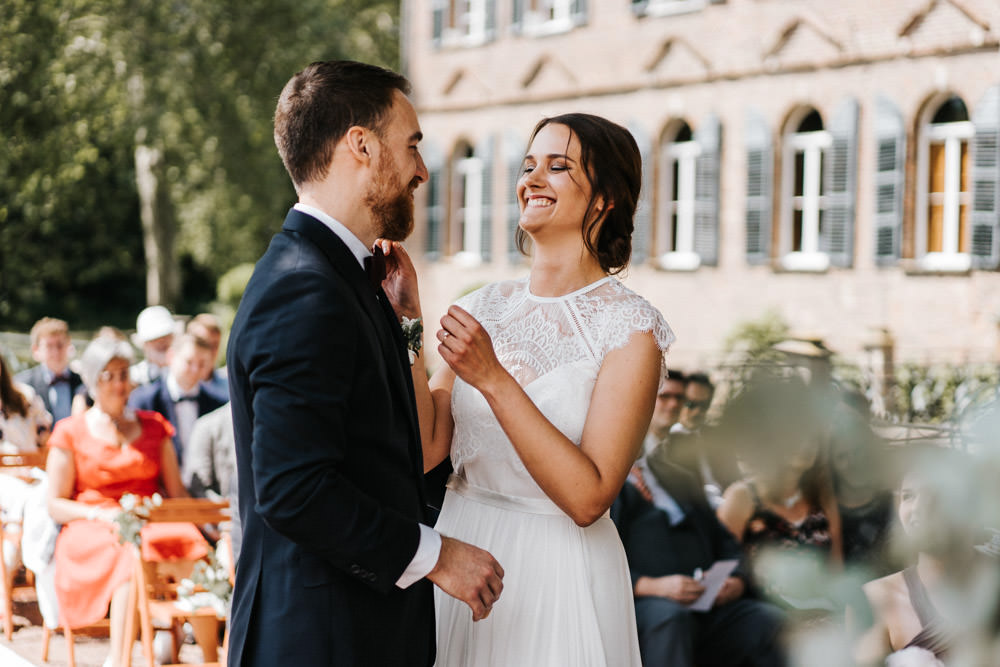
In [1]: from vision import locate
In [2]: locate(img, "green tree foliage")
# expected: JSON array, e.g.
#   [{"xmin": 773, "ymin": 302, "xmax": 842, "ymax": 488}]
[{"xmin": 1, "ymin": 0, "xmax": 399, "ymax": 330}]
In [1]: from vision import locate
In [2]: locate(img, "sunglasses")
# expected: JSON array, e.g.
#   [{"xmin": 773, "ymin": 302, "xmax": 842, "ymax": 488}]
[{"xmin": 684, "ymin": 400, "xmax": 710, "ymax": 410}]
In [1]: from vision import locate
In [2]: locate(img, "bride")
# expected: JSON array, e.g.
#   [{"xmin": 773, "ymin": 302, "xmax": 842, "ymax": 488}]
[{"xmin": 384, "ymin": 113, "xmax": 673, "ymax": 665}]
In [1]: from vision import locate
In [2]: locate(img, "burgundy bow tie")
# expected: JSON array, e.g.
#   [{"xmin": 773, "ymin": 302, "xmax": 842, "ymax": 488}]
[
  {"xmin": 48, "ymin": 374, "xmax": 70, "ymax": 386},
  {"xmin": 364, "ymin": 246, "xmax": 386, "ymax": 289}
]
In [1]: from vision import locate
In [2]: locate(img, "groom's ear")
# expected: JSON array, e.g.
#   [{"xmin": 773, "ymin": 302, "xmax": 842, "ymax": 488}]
[{"xmin": 345, "ymin": 126, "xmax": 374, "ymax": 167}]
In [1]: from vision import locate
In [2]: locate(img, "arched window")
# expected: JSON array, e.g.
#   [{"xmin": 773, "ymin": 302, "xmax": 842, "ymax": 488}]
[
  {"xmin": 780, "ymin": 109, "xmax": 830, "ymax": 269},
  {"xmin": 655, "ymin": 118, "xmax": 720, "ymax": 270},
  {"xmin": 449, "ymin": 137, "xmax": 494, "ymax": 266},
  {"xmin": 915, "ymin": 95, "xmax": 973, "ymax": 271}
]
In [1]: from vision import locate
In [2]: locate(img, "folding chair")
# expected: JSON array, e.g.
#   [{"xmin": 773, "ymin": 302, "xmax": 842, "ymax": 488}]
[{"xmin": 0, "ymin": 450, "xmax": 46, "ymax": 640}]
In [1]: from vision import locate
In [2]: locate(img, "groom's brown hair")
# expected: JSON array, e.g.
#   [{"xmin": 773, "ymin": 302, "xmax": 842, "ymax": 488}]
[{"xmin": 274, "ymin": 60, "xmax": 411, "ymax": 190}]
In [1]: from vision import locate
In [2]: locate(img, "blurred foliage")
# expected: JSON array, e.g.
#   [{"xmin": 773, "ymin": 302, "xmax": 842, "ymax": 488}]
[
  {"xmin": 1, "ymin": 0, "xmax": 399, "ymax": 330},
  {"xmin": 722, "ymin": 309, "xmax": 790, "ymax": 366}
]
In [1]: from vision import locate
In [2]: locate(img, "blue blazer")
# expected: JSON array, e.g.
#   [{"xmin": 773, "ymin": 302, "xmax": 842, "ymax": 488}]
[
  {"xmin": 128, "ymin": 377, "xmax": 227, "ymax": 465},
  {"xmin": 15, "ymin": 364, "xmax": 83, "ymax": 423},
  {"xmin": 226, "ymin": 209, "xmax": 433, "ymax": 666}
]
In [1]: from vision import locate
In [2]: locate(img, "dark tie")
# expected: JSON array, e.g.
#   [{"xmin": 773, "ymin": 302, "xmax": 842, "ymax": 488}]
[
  {"xmin": 175, "ymin": 394, "xmax": 198, "ymax": 403},
  {"xmin": 363, "ymin": 246, "xmax": 386, "ymax": 290},
  {"xmin": 49, "ymin": 374, "xmax": 70, "ymax": 387}
]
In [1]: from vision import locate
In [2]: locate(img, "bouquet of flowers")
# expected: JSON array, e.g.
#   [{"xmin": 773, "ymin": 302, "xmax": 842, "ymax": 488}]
[
  {"xmin": 176, "ymin": 546, "xmax": 233, "ymax": 617},
  {"xmin": 114, "ymin": 493, "xmax": 162, "ymax": 546}
]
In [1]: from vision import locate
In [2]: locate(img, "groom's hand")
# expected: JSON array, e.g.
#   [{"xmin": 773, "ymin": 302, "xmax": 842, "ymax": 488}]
[{"xmin": 427, "ymin": 536, "xmax": 504, "ymax": 622}]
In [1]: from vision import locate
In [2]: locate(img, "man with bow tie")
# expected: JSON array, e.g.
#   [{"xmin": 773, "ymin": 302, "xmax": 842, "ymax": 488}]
[
  {"xmin": 16, "ymin": 317, "xmax": 82, "ymax": 424},
  {"xmin": 225, "ymin": 60, "xmax": 503, "ymax": 667},
  {"xmin": 129, "ymin": 332, "xmax": 227, "ymax": 466}
]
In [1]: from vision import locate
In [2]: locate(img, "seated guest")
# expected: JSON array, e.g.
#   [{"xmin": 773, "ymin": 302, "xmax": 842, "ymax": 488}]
[
  {"xmin": 643, "ymin": 370, "xmax": 687, "ymax": 455},
  {"xmin": 0, "ymin": 351, "xmax": 52, "ymax": 592},
  {"xmin": 15, "ymin": 317, "xmax": 82, "ymax": 424},
  {"xmin": 662, "ymin": 372, "xmax": 740, "ymax": 508},
  {"xmin": 186, "ymin": 314, "xmax": 228, "ymax": 399},
  {"xmin": 613, "ymin": 459, "xmax": 785, "ymax": 666},
  {"xmin": 854, "ymin": 447, "xmax": 991, "ymax": 666},
  {"xmin": 130, "ymin": 306, "xmax": 178, "ymax": 387},
  {"xmin": 182, "ymin": 402, "xmax": 235, "ymax": 498},
  {"xmin": 716, "ymin": 378, "xmax": 843, "ymax": 612},
  {"xmin": 829, "ymin": 402, "xmax": 896, "ymax": 577},
  {"xmin": 129, "ymin": 333, "xmax": 227, "ymax": 467},
  {"xmin": 46, "ymin": 335, "xmax": 213, "ymax": 667}
]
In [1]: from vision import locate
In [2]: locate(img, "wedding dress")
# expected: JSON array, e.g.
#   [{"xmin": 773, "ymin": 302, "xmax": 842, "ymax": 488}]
[{"xmin": 434, "ymin": 276, "xmax": 674, "ymax": 666}]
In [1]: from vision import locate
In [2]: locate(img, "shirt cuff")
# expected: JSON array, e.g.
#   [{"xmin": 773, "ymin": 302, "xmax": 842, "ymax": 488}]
[{"xmin": 395, "ymin": 524, "xmax": 442, "ymax": 589}]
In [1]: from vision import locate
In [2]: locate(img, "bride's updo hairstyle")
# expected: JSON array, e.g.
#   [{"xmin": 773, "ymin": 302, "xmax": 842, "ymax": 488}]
[{"xmin": 515, "ymin": 113, "xmax": 642, "ymax": 275}]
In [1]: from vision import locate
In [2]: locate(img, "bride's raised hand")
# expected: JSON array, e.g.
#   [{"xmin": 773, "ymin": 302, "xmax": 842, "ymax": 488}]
[
  {"xmin": 437, "ymin": 305, "xmax": 507, "ymax": 391},
  {"xmin": 376, "ymin": 239, "xmax": 420, "ymax": 318}
]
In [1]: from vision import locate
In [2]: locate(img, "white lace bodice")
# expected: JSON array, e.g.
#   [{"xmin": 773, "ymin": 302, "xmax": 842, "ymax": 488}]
[{"xmin": 449, "ymin": 277, "xmax": 675, "ymax": 499}]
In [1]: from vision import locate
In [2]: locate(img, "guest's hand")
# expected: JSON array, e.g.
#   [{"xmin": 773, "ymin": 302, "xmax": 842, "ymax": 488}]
[
  {"xmin": 377, "ymin": 239, "xmax": 421, "ymax": 319},
  {"xmin": 638, "ymin": 575, "xmax": 705, "ymax": 604},
  {"xmin": 437, "ymin": 306, "xmax": 506, "ymax": 392},
  {"xmin": 713, "ymin": 576, "xmax": 745, "ymax": 607},
  {"xmin": 427, "ymin": 536, "xmax": 504, "ymax": 622}
]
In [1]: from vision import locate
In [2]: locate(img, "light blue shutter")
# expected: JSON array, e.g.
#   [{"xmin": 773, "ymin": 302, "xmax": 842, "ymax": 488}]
[
  {"xmin": 485, "ymin": 0, "xmax": 497, "ymax": 40},
  {"xmin": 971, "ymin": 85, "xmax": 1000, "ymax": 270},
  {"xmin": 745, "ymin": 110, "xmax": 773, "ymax": 264},
  {"xmin": 432, "ymin": 0, "xmax": 446, "ymax": 46},
  {"xmin": 423, "ymin": 143, "xmax": 445, "ymax": 260},
  {"xmin": 511, "ymin": 0, "xmax": 523, "ymax": 32},
  {"xmin": 477, "ymin": 134, "xmax": 495, "ymax": 261},
  {"xmin": 874, "ymin": 96, "xmax": 905, "ymax": 266},
  {"xmin": 572, "ymin": 0, "xmax": 588, "ymax": 26},
  {"xmin": 628, "ymin": 121, "xmax": 653, "ymax": 264},
  {"xmin": 822, "ymin": 98, "xmax": 858, "ymax": 267},
  {"xmin": 693, "ymin": 114, "xmax": 721, "ymax": 266},
  {"xmin": 505, "ymin": 130, "xmax": 526, "ymax": 264}
]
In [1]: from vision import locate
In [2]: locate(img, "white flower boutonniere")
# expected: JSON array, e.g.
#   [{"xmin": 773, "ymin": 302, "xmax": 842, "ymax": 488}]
[{"xmin": 401, "ymin": 316, "xmax": 423, "ymax": 365}]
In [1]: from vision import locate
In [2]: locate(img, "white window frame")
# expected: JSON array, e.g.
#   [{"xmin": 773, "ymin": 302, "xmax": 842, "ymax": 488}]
[
  {"xmin": 642, "ymin": 0, "xmax": 708, "ymax": 18},
  {"xmin": 780, "ymin": 128, "xmax": 832, "ymax": 272},
  {"xmin": 454, "ymin": 155, "xmax": 484, "ymax": 266},
  {"xmin": 521, "ymin": 0, "xmax": 575, "ymax": 36},
  {"xmin": 442, "ymin": 0, "xmax": 489, "ymax": 47},
  {"xmin": 657, "ymin": 140, "xmax": 702, "ymax": 271},
  {"xmin": 915, "ymin": 119, "xmax": 974, "ymax": 272}
]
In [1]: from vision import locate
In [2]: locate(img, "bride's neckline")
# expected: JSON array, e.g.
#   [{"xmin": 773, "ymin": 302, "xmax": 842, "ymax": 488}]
[{"xmin": 525, "ymin": 275, "xmax": 612, "ymax": 302}]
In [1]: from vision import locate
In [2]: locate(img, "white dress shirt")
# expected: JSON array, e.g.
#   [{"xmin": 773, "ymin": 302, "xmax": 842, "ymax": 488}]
[{"xmin": 293, "ymin": 203, "xmax": 441, "ymax": 588}]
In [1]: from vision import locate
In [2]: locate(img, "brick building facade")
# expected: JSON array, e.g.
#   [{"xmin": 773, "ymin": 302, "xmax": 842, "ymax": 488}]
[{"xmin": 401, "ymin": 0, "xmax": 1000, "ymax": 369}]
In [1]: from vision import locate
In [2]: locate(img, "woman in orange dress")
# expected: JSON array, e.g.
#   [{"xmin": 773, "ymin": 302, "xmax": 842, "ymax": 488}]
[{"xmin": 46, "ymin": 335, "xmax": 208, "ymax": 667}]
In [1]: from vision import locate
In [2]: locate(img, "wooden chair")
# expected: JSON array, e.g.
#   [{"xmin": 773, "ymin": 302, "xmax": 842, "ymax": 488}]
[
  {"xmin": 126, "ymin": 498, "xmax": 233, "ymax": 667},
  {"xmin": 0, "ymin": 450, "xmax": 46, "ymax": 640}
]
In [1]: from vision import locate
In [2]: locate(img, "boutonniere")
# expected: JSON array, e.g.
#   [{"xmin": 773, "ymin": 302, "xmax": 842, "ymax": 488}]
[{"xmin": 400, "ymin": 316, "xmax": 423, "ymax": 365}]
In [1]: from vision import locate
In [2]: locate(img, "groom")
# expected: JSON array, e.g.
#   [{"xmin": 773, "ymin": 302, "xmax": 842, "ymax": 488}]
[{"xmin": 227, "ymin": 61, "xmax": 504, "ymax": 666}]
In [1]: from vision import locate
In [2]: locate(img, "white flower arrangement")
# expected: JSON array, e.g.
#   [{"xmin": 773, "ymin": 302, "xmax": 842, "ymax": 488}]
[
  {"xmin": 114, "ymin": 493, "xmax": 162, "ymax": 546},
  {"xmin": 176, "ymin": 546, "xmax": 233, "ymax": 618},
  {"xmin": 401, "ymin": 316, "xmax": 423, "ymax": 365}
]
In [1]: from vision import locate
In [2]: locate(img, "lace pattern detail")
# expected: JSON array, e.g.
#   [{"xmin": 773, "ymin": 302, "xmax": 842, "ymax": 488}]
[{"xmin": 450, "ymin": 277, "xmax": 674, "ymax": 478}]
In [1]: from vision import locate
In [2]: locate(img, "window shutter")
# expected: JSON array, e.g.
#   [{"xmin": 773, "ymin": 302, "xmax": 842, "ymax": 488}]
[
  {"xmin": 572, "ymin": 0, "xmax": 588, "ymax": 25},
  {"xmin": 423, "ymin": 143, "xmax": 445, "ymax": 260},
  {"xmin": 971, "ymin": 85, "xmax": 1000, "ymax": 270},
  {"xmin": 631, "ymin": 0, "xmax": 649, "ymax": 16},
  {"xmin": 628, "ymin": 122, "xmax": 653, "ymax": 264},
  {"xmin": 477, "ymin": 134, "xmax": 495, "ymax": 261},
  {"xmin": 505, "ymin": 130, "xmax": 526, "ymax": 264},
  {"xmin": 745, "ymin": 110, "xmax": 772, "ymax": 264},
  {"xmin": 822, "ymin": 98, "xmax": 858, "ymax": 267},
  {"xmin": 511, "ymin": 0, "xmax": 523, "ymax": 32},
  {"xmin": 432, "ymin": 0, "xmax": 446, "ymax": 46},
  {"xmin": 874, "ymin": 96, "xmax": 905, "ymax": 266},
  {"xmin": 485, "ymin": 0, "xmax": 497, "ymax": 38},
  {"xmin": 693, "ymin": 114, "xmax": 721, "ymax": 266}
]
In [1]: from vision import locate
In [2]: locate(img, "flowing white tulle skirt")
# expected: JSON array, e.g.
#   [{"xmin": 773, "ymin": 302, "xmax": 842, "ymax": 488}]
[{"xmin": 433, "ymin": 475, "xmax": 642, "ymax": 667}]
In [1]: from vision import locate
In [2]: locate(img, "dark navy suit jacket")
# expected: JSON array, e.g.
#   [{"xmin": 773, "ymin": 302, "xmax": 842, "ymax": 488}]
[
  {"xmin": 128, "ymin": 377, "xmax": 227, "ymax": 465},
  {"xmin": 15, "ymin": 364, "xmax": 83, "ymax": 423},
  {"xmin": 225, "ymin": 209, "xmax": 434, "ymax": 666}
]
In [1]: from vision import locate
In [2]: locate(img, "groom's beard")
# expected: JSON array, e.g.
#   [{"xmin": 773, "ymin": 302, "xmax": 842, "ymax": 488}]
[{"xmin": 366, "ymin": 152, "xmax": 417, "ymax": 242}]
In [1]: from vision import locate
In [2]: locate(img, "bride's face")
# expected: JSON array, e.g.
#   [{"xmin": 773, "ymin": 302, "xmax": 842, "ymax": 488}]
[{"xmin": 516, "ymin": 123, "xmax": 602, "ymax": 241}]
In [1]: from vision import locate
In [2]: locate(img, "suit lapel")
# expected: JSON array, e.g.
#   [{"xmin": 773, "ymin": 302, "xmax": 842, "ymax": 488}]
[{"xmin": 281, "ymin": 211, "xmax": 424, "ymax": 487}]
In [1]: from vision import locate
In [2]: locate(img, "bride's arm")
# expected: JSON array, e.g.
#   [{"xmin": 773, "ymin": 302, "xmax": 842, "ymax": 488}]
[{"xmin": 438, "ymin": 305, "xmax": 661, "ymax": 526}]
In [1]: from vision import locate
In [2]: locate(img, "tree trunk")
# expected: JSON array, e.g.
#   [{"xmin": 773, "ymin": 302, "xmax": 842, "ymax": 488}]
[{"xmin": 135, "ymin": 143, "xmax": 180, "ymax": 308}]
